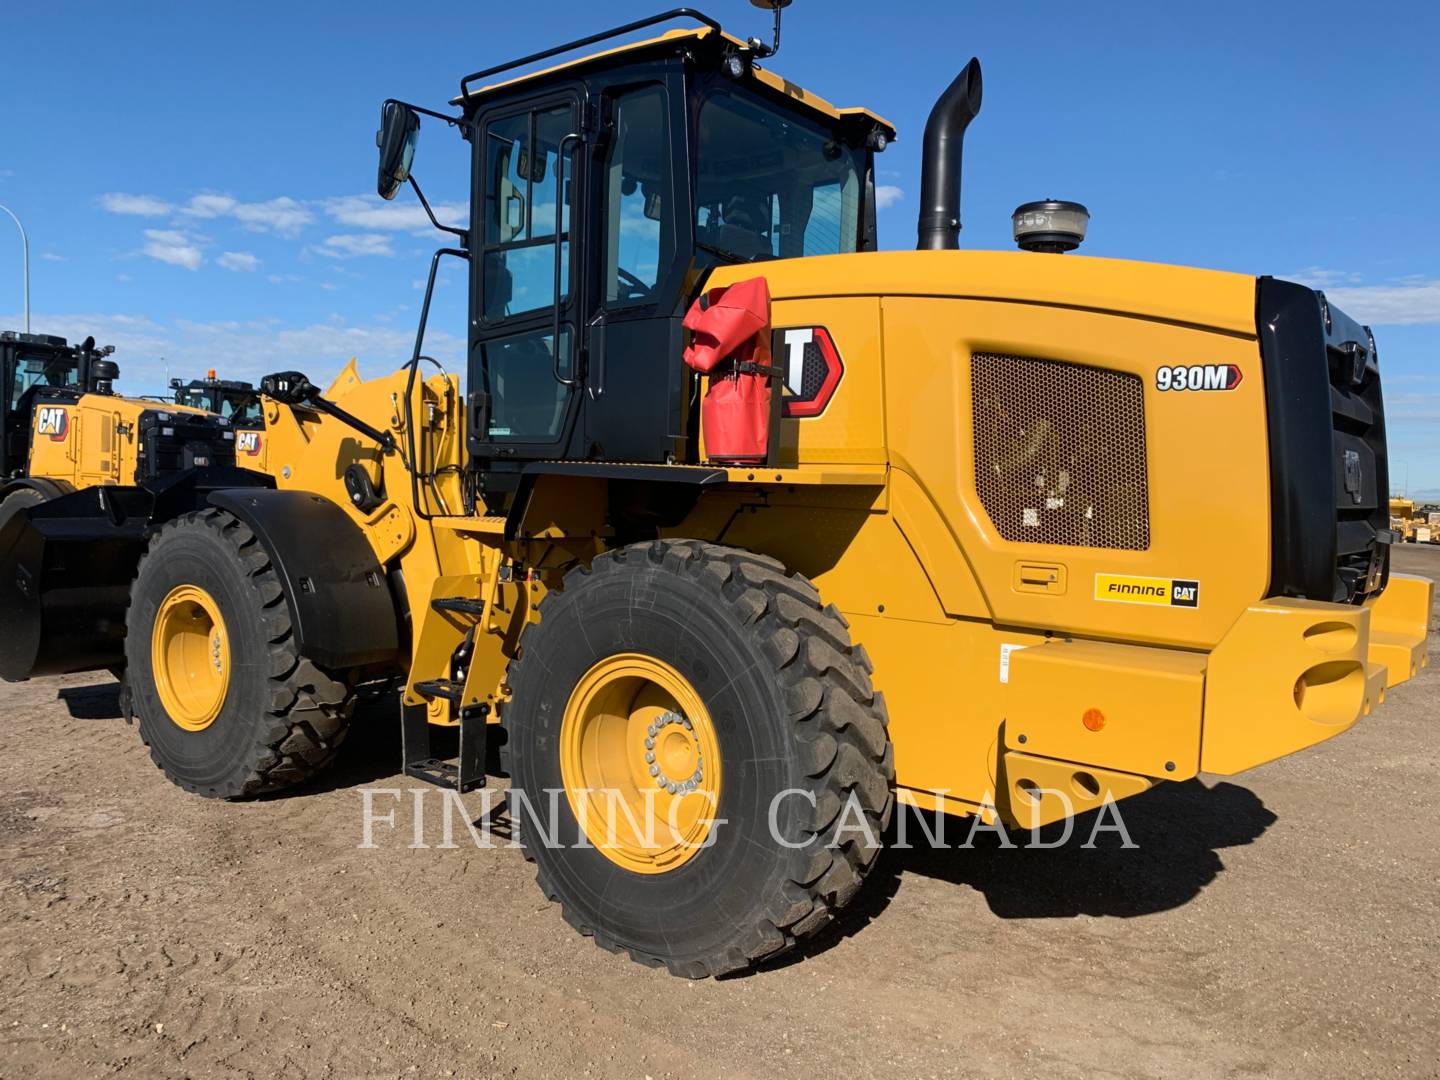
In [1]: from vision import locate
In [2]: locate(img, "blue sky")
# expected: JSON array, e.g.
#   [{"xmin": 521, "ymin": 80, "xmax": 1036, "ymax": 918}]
[{"xmin": 3, "ymin": 1, "xmax": 1437, "ymax": 495}]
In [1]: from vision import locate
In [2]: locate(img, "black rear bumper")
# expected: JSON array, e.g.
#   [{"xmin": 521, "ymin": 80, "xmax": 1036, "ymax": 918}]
[{"xmin": 1257, "ymin": 277, "xmax": 1389, "ymax": 604}]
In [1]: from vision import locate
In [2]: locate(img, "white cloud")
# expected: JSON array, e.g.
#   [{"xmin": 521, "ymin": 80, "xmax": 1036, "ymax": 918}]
[
  {"xmin": 875, "ymin": 185, "xmax": 904, "ymax": 211},
  {"xmin": 40, "ymin": 252, "xmax": 66, "ymax": 262},
  {"xmin": 168, "ymin": 192, "xmax": 312, "ymax": 235},
  {"xmin": 141, "ymin": 229, "xmax": 203, "ymax": 271},
  {"xmin": 1290, "ymin": 266, "xmax": 1364, "ymax": 289},
  {"xmin": 100, "ymin": 192, "xmax": 174, "ymax": 217},
  {"xmin": 314, "ymin": 233, "xmax": 395, "ymax": 258},
  {"xmin": 1387, "ymin": 391, "xmax": 1440, "ymax": 425},
  {"xmin": 230, "ymin": 196, "xmax": 313, "ymax": 236},
  {"xmin": 0, "ymin": 310, "xmax": 463, "ymax": 395},
  {"xmin": 1322, "ymin": 280, "xmax": 1440, "ymax": 327},
  {"xmin": 1290, "ymin": 269, "xmax": 1440, "ymax": 326},
  {"xmin": 324, "ymin": 194, "xmax": 467, "ymax": 233},
  {"xmin": 216, "ymin": 251, "xmax": 260, "ymax": 272},
  {"xmin": 182, "ymin": 193, "xmax": 238, "ymax": 218}
]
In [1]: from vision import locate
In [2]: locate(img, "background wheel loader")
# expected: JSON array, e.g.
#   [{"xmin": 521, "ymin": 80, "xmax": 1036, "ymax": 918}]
[
  {"xmin": 170, "ymin": 369, "xmax": 268, "ymax": 469},
  {"xmin": 2, "ymin": 4, "xmax": 1432, "ymax": 977},
  {"xmin": 0, "ymin": 329, "xmax": 259, "ymax": 680},
  {"xmin": 170, "ymin": 370, "xmax": 263, "ymax": 428}
]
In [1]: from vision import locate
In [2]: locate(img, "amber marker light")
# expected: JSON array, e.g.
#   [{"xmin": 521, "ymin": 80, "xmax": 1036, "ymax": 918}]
[{"xmin": 1082, "ymin": 708, "xmax": 1106, "ymax": 732}]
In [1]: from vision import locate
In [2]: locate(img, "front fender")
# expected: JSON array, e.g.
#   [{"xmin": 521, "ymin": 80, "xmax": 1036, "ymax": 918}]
[{"xmin": 208, "ymin": 489, "xmax": 400, "ymax": 670}]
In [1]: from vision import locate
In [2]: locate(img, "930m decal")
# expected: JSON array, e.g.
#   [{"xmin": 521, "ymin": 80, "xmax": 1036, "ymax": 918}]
[{"xmin": 1155, "ymin": 364, "xmax": 1242, "ymax": 392}]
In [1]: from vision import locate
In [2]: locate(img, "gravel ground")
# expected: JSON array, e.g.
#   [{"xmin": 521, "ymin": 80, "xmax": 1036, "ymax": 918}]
[{"xmin": 2, "ymin": 546, "xmax": 1436, "ymax": 1079}]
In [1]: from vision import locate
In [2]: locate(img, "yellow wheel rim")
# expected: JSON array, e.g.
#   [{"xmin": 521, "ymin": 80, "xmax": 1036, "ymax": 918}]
[
  {"xmin": 151, "ymin": 584, "xmax": 231, "ymax": 732},
  {"xmin": 559, "ymin": 653, "xmax": 722, "ymax": 874}
]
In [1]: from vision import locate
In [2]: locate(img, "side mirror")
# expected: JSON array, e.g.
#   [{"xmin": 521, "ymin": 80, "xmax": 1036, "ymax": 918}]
[{"xmin": 376, "ymin": 101, "xmax": 420, "ymax": 201}]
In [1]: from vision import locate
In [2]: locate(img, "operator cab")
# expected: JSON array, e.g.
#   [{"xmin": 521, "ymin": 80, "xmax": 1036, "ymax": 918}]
[
  {"xmin": 0, "ymin": 331, "xmax": 113, "ymax": 478},
  {"xmin": 170, "ymin": 372, "xmax": 264, "ymax": 429},
  {"xmin": 382, "ymin": 8, "xmax": 893, "ymax": 506}
]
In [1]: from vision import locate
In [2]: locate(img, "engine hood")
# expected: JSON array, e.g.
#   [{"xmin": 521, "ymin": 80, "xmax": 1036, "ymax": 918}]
[{"xmin": 707, "ymin": 250, "xmax": 1258, "ymax": 338}]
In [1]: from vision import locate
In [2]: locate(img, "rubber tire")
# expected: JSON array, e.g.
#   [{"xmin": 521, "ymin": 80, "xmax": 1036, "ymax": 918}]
[
  {"xmin": 0, "ymin": 488, "xmax": 45, "ymax": 534},
  {"xmin": 124, "ymin": 507, "xmax": 354, "ymax": 799},
  {"xmin": 503, "ymin": 539, "xmax": 894, "ymax": 978}
]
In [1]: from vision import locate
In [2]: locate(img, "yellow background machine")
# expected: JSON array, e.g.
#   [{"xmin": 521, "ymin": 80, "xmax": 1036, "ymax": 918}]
[{"xmin": 1, "ymin": 7, "xmax": 1430, "ymax": 976}]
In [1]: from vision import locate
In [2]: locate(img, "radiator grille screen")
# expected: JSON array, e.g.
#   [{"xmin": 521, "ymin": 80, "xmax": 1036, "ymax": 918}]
[{"xmin": 971, "ymin": 353, "xmax": 1150, "ymax": 550}]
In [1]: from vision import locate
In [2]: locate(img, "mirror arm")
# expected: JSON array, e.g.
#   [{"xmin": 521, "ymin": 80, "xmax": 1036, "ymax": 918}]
[
  {"xmin": 385, "ymin": 97, "xmax": 464, "ymax": 129},
  {"xmin": 407, "ymin": 175, "xmax": 469, "ymax": 241}
]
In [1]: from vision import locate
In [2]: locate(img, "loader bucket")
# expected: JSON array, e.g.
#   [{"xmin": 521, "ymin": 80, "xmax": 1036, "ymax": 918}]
[{"xmin": 0, "ymin": 488, "xmax": 151, "ymax": 681}]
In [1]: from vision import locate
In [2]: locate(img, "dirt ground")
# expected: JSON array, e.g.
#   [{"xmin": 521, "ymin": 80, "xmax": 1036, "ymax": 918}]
[{"xmin": 2, "ymin": 547, "xmax": 1436, "ymax": 1080}]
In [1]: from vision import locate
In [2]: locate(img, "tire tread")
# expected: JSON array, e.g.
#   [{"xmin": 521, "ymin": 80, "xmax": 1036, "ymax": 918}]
[
  {"xmin": 127, "ymin": 509, "xmax": 354, "ymax": 799},
  {"xmin": 506, "ymin": 537, "xmax": 894, "ymax": 978}
]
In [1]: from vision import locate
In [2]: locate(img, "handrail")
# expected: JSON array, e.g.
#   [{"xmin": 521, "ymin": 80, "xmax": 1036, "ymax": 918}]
[
  {"xmin": 405, "ymin": 246, "xmax": 469, "ymax": 521},
  {"xmin": 551, "ymin": 133, "xmax": 583, "ymax": 388},
  {"xmin": 458, "ymin": 7, "xmax": 722, "ymax": 100}
]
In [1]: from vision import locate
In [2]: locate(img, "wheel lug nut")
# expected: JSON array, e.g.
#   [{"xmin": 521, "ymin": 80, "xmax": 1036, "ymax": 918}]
[
  {"xmin": 648, "ymin": 765, "xmax": 659, "ymax": 777},
  {"xmin": 644, "ymin": 736, "xmax": 655, "ymax": 750},
  {"xmin": 644, "ymin": 751, "xmax": 655, "ymax": 764}
]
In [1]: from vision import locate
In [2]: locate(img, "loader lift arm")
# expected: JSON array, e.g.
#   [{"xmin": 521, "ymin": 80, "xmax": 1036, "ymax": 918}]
[{"xmin": 259, "ymin": 371, "xmax": 398, "ymax": 453}]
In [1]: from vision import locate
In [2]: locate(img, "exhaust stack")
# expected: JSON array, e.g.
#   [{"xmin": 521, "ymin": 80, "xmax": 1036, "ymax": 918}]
[{"xmin": 916, "ymin": 57, "xmax": 983, "ymax": 251}]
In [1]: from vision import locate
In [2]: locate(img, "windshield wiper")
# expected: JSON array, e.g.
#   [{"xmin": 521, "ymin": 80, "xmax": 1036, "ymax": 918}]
[{"xmin": 694, "ymin": 239, "xmax": 754, "ymax": 266}]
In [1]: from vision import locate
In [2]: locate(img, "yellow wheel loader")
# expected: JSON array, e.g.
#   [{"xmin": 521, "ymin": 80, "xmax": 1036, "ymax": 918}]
[
  {"xmin": 0, "ymin": 330, "xmax": 252, "ymax": 679},
  {"xmin": 169, "ymin": 370, "xmax": 270, "ymax": 470},
  {"xmin": 2, "ymin": 5, "xmax": 1432, "ymax": 977}
]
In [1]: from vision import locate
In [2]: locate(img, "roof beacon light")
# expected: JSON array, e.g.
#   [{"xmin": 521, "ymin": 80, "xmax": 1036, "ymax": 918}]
[{"xmin": 1012, "ymin": 200, "xmax": 1089, "ymax": 254}]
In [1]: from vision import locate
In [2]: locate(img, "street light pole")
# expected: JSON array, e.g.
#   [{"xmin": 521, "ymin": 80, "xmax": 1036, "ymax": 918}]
[{"xmin": 0, "ymin": 202, "xmax": 31, "ymax": 333}]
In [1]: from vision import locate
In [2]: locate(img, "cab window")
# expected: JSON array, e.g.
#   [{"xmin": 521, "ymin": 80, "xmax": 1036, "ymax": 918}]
[
  {"xmin": 481, "ymin": 328, "xmax": 571, "ymax": 441},
  {"xmin": 602, "ymin": 85, "xmax": 674, "ymax": 305},
  {"xmin": 225, "ymin": 394, "xmax": 262, "ymax": 424},
  {"xmin": 481, "ymin": 105, "xmax": 575, "ymax": 321},
  {"xmin": 695, "ymin": 92, "xmax": 862, "ymax": 263},
  {"xmin": 11, "ymin": 353, "xmax": 79, "ymax": 410}
]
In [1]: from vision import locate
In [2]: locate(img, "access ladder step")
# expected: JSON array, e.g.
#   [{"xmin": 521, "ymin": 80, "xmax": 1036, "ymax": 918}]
[
  {"xmin": 431, "ymin": 596, "xmax": 487, "ymax": 616},
  {"xmin": 401, "ymin": 702, "xmax": 488, "ymax": 793},
  {"xmin": 414, "ymin": 678, "xmax": 463, "ymax": 705},
  {"xmin": 405, "ymin": 758, "xmax": 461, "ymax": 787}
]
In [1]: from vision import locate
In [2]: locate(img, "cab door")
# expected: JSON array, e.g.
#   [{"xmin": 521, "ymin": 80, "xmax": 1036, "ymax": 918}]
[
  {"xmin": 581, "ymin": 77, "xmax": 692, "ymax": 463},
  {"xmin": 468, "ymin": 90, "xmax": 587, "ymax": 460}
]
